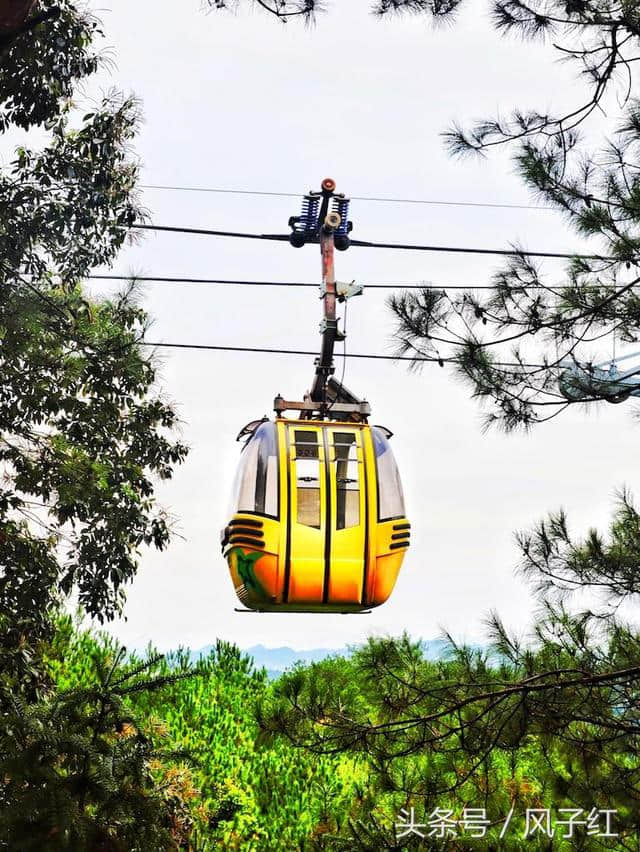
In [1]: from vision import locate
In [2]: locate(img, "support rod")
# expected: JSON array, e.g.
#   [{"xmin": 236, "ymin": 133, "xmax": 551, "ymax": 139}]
[{"xmin": 310, "ymin": 179, "xmax": 342, "ymax": 405}]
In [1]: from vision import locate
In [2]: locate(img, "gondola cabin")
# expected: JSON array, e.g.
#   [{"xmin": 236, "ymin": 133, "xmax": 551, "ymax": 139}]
[
  {"xmin": 221, "ymin": 417, "xmax": 409, "ymax": 612},
  {"xmin": 221, "ymin": 177, "xmax": 411, "ymax": 612}
]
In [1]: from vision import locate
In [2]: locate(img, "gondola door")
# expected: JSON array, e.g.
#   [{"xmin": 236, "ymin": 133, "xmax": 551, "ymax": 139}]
[
  {"xmin": 285, "ymin": 425, "xmax": 327, "ymax": 604},
  {"xmin": 326, "ymin": 428, "xmax": 367, "ymax": 605}
]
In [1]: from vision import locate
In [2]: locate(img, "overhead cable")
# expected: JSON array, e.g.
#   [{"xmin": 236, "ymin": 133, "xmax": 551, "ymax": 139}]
[
  {"xmin": 90, "ymin": 274, "xmax": 635, "ymax": 291},
  {"xmin": 92, "ymin": 275, "xmax": 320, "ymax": 288},
  {"xmin": 348, "ymin": 237, "xmax": 605, "ymax": 261},
  {"xmin": 129, "ymin": 223, "xmax": 607, "ymax": 261},
  {"xmin": 140, "ymin": 342, "xmax": 438, "ymax": 359},
  {"xmin": 140, "ymin": 341, "xmax": 542, "ymax": 368},
  {"xmin": 140, "ymin": 183, "xmax": 551, "ymax": 212},
  {"xmin": 131, "ymin": 223, "xmax": 289, "ymax": 241},
  {"xmin": 87, "ymin": 274, "xmax": 518, "ymax": 290}
]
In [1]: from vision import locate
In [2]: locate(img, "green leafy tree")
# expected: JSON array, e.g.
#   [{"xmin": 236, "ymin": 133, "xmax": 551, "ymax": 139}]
[
  {"xmin": 47, "ymin": 623, "xmax": 369, "ymax": 851},
  {"xmin": 258, "ymin": 497, "xmax": 640, "ymax": 847},
  {"xmin": 0, "ymin": 0, "xmax": 187, "ymax": 682},
  {"xmin": 1, "ymin": 645, "xmax": 193, "ymax": 852},
  {"xmin": 0, "ymin": 2, "xmax": 190, "ymax": 847},
  {"xmin": 1, "ymin": 0, "xmax": 98, "ymax": 130}
]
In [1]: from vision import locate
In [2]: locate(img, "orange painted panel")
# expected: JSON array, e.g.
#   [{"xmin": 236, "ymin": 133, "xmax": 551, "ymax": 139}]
[
  {"xmin": 287, "ymin": 556, "xmax": 325, "ymax": 603},
  {"xmin": 370, "ymin": 552, "xmax": 405, "ymax": 606}
]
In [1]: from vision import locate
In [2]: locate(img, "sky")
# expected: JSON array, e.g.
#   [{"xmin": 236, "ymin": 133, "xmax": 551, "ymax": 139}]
[{"xmin": 13, "ymin": 0, "xmax": 640, "ymax": 651}]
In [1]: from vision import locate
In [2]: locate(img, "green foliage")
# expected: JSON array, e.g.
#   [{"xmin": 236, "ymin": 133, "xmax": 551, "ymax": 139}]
[
  {"xmin": 131, "ymin": 643, "xmax": 365, "ymax": 851},
  {"xmin": 0, "ymin": 0, "xmax": 102, "ymax": 132},
  {"xmin": 0, "ymin": 3, "xmax": 189, "ymax": 848},
  {"xmin": 0, "ymin": 278, "xmax": 188, "ymax": 627},
  {"xmin": 0, "ymin": 0, "xmax": 187, "ymax": 660},
  {"xmin": 517, "ymin": 488, "xmax": 640, "ymax": 603},
  {"xmin": 258, "ymin": 499, "xmax": 640, "ymax": 848},
  {"xmin": 1, "ymin": 639, "xmax": 193, "ymax": 851},
  {"xmin": 43, "ymin": 591, "xmax": 640, "ymax": 850},
  {"xmin": 47, "ymin": 621, "xmax": 367, "ymax": 850},
  {"xmin": 382, "ymin": 3, "xmax": 640, "ymax": 427},
  {"xmin": 37, "ymin": 494, "xmax": 640, "ymax": 849},
  {"xmin": 4, "ymin": 3, "xmax": 639, "ymax": 850}
]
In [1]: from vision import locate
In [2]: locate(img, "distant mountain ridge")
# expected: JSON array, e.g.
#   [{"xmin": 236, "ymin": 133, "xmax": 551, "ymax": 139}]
[{"xmin": 190, "ymin": 639, "xmax": 453, "ymax": 678}]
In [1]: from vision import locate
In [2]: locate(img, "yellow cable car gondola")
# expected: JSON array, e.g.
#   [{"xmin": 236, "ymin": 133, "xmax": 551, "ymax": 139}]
[{"xmin": 221, "ymin": 179, "xmax": 410, "ymax": 613}]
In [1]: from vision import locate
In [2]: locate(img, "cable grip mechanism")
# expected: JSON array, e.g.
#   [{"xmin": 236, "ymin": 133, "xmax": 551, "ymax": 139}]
[{"xmin": 288, "ymin": 179, "xmax": 353, "ymax": 249}]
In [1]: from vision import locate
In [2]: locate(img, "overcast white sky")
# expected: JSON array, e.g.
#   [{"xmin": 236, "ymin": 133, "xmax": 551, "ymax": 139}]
[{"xmin": 29, "ymin": 0, "xmax": 640, "ymax": 651}]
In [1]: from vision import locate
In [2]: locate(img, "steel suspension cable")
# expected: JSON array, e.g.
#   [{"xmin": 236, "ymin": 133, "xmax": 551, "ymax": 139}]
[
  {"xmin": 140, "ymin": 183, "xmax": 552, "ymax": 212},
  {"xmin": 129, "ymin": 223, "xmax": 608, "ymax": 261},
  {"xmin": 140, "ymin": 341, "xmax": 543, "ymax": 368},
  {"xmin": 85, "ymin": 274, "xmax": 518, "ymax": 290},
  {"xmin": 89, "ymin": 274, "xmax": 632, "ymax": 291}
]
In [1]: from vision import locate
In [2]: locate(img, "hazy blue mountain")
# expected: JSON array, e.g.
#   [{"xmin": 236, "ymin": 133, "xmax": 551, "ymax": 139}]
[
  {"xmin": 243, "ymin": 645, "xmax": 349, "ymax": 671},
  {"xmin": 189, "ymin": 638, "xmax": 454, "ymax": 678}
]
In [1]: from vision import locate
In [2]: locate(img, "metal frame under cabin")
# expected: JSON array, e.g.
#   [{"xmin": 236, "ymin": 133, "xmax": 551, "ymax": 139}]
[{"xmin": 274, "ymin": 385, "xmax": 371, "ymax": 423}]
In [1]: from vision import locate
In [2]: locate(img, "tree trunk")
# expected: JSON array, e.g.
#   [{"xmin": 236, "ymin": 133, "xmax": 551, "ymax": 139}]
[{"xmin": 0, "ymin": 1, "xmax": 38, "ymax": 33}]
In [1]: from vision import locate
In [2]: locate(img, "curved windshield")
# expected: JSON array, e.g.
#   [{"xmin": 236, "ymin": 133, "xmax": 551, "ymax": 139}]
[
  {"xmin": 372, "ymin": 426, "xmax": 405, "ymax": 520},
  {"xmin": 229, "ymin": 422, "xmax": 279, "ymax": 517}
]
